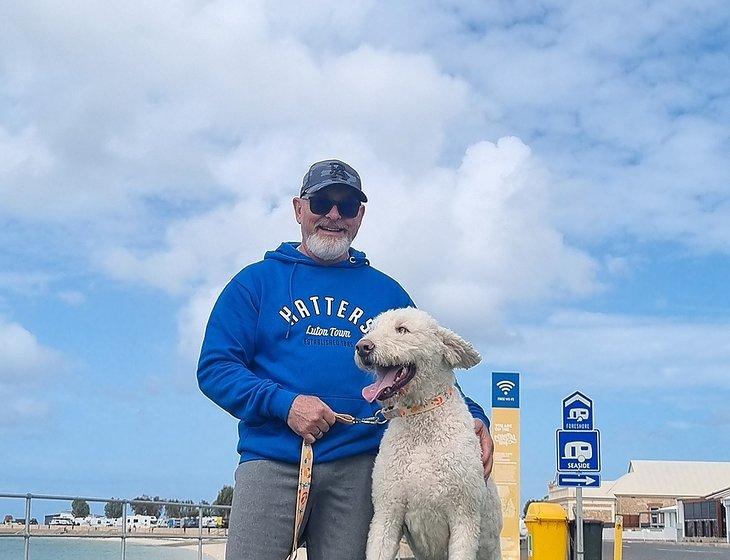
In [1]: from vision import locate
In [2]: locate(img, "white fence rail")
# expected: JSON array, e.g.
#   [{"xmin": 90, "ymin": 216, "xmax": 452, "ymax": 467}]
[{"xmin": 0, "ymin": 492, "xmax": 230, "ymax": 560}]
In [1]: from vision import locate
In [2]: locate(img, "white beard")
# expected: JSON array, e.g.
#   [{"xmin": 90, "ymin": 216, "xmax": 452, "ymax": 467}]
[{"xmin": 304, "ymin": 230, "xmax": 353, "ymax": 262}]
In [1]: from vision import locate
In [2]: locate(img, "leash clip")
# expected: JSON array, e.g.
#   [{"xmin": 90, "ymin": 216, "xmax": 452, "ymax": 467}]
[{"xmin": 358, "ymin": 409, "xmax": 389, "ymax": 425}]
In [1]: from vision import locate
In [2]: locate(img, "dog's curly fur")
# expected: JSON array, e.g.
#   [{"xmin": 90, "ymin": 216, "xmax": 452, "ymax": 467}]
[{"xmin": 355, "ymin": 308, "xmax": 502, "ymax": 560}]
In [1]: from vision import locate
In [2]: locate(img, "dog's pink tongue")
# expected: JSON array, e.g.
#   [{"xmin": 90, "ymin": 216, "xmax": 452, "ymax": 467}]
[{"xmin": 362, "ymin": 368, "xmax": 398, "ymax": 403}]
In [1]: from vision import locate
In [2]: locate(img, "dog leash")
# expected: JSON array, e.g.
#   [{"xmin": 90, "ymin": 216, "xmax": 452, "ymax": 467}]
[
  {"xmin": 288, "ymin": 411, "xmax": 386, "ymax": 560},
  {"xmin": 287, "ymin": 387, "xmax": 456, "ymax": 559}
]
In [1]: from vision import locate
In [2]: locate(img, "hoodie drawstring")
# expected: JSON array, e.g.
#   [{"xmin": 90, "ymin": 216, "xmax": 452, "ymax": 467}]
[
  {"xmin": 285, "ymin": 262, "xmax": 297, "ymax": 339},
  {"xmin": 282, "ymin": 249, "xmax": 367, "ymax": 340}
]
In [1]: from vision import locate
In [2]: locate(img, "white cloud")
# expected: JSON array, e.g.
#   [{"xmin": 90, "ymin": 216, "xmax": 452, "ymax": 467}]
[
  {"xmin": 486, "ymin": 310, "xmax": 730, "ymax": 390},
  {"xmin": 0, "ymin": 393, "xmax": 49, "ymax": 425},
  {"xmin": 0, "ymin": 125, "xmax": 54, "ymax": 177},
  {"xmin": 0, "ymin": 318, "xmax": 63, "ymax": 426},
  {"xmin": 156, "ymin": 136, "xmax": 598, "ymax": 362},
  {"xmin": 0, "ymin": 0, "xmax": 728, "ymax": 383},
  {"xmin": 0, "ymin": 272, "xmax": 55, "ymax": 295},
  {"xmin": 359, "ymin": 137, "xmax": 599, "ymax": 330},
  {"xmin": 0, "ymin": 1, "xmax": 473, "ymax": 226},
  {"xmin": 1, "ymin": 0, "xmax": 727, "ymax": 269},
  {"xmin": 0, "ymin": 318, "xmax": 63, "ymax": 381}
]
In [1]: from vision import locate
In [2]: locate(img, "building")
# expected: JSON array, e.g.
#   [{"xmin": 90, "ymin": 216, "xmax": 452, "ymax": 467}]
[
  {"xmin": 610, "ymin": 461, "xmax": 730, "ymax": 530},
  {"xmin": 678, "ymin": 485, "xmax": 730, "ymax": 542},
  {"xmin": 547, "ymin": 460, "xmax": 730, "ymax": 541}
]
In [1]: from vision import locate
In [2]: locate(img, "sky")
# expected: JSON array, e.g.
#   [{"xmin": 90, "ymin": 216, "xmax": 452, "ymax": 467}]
[{"xmin": 1, "ymin": 0, "xmax": 729, "ymax": 519}]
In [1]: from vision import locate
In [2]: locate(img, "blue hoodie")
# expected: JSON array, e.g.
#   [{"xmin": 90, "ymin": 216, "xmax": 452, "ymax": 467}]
[{"xmin": 197, "ymin": 242, "xmax": 489, "ymax": 464}]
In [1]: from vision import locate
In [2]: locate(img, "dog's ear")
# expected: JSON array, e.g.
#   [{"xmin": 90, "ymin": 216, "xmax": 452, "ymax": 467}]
[{"xmin": 437, "ymin": 327, "xmax": 481, "ymax": 369}]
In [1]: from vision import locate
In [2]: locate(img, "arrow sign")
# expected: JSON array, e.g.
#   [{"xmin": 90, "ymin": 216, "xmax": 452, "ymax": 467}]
[{"xmin": 558, "ymin": 473, "xmax": 601, "ymax": 487}]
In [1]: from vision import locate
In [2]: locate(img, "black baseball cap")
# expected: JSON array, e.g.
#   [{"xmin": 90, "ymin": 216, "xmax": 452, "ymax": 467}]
[{"xmin": 300, "ymin": 159, "xmax": 367, "ymax": 202}]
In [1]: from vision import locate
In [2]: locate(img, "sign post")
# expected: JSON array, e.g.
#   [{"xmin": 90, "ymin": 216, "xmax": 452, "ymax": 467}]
[
  {"xmin": 576, "ymin": 486, "xmax": 583, "ymax": 560},
  {"xmin": 556, "ymin": 391, "xmax": 601, "ymax": 560},
  {"xmin": 491, "ymin": 372, "xmax": 520, "ymax": 560}
]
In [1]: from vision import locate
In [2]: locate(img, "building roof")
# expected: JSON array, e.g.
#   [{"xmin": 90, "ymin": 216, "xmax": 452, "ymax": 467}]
[
  {"xmin": 610, "ymin": 460, "xmax": 730, "ymax": 498},
  {"xmin": 703, "ymin": 485, "xmax": 730, "ymax": 500}
]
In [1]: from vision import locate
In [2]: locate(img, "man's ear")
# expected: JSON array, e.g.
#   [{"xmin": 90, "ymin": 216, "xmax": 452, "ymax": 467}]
[
  {"xmin": 293, "ymin": 197, "xmax": 303, "ymax": 224},
  {"xmin": 437, "ymin": 327, "xmax": 481, "ymax": 369}
]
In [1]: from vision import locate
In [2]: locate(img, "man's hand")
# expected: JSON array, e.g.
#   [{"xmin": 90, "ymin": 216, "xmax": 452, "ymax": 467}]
[
  {"xmin": 287, "ymin": 395, "xmax": 337, "ymax": 444},
  {"xmin": 474, "ymin": 419, "xmax": 494, "ymax": 479}
]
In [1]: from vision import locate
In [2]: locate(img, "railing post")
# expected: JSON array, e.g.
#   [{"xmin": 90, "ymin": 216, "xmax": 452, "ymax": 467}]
[
  {"xmin": 24, "ymin": 493, "xmax": 31, "ymax": 560},
  {"xmin": 121, "ymin": 501, "xmax": 127, "ymax": 560},
  {"xmin": 198, "ymin": 505, "xmax": 203, "ymax": 560}
]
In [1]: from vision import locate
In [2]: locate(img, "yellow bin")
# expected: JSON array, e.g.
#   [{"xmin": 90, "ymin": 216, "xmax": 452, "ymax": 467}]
[{"xmin": 524, "ymin": 502, "xmax": 568, "ymax": 560}]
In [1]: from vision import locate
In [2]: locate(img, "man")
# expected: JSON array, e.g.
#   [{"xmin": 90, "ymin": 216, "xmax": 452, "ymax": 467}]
[{"xmin": 197, "ymin": 159, "xmax": 494, "ymax": 560}]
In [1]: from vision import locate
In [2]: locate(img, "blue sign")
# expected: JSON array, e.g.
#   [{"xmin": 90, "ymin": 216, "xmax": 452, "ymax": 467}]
[
  {"xmin": 556, "ymin": 429, "xmax": 601, "ymax": 473},
  {"xmin": 557, "ymin": 473, "xmax": 601, "ymax": 487},
  {"xmin": 562, "ymin": 391, "xmax": 594, "ymax": 430},
  {"xmin": 492, "ymin": 372, "xmax": 520, "ymax": 409}
]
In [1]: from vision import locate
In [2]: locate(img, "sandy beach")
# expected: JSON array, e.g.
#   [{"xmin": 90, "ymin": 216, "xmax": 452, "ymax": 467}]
[
  {"xmin": 131, "ymin": 537, "xmax": 228, "ymax": 560},
  {"xmin": 135, "ymin": 538, "xmax": 316, "ymax": 560},
  {"xmin": 0, "ymin": 525, "xmax": 411, "ymax": 559}
]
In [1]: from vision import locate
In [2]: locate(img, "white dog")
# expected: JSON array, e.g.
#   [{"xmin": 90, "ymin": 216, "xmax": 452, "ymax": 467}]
[{"xmin": 355, "ymin": 308, "xmax": 502, "ymax": 560}]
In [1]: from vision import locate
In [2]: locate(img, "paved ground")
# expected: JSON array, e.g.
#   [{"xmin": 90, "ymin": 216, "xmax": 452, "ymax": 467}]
[{"xmin": 607, "ymin": 541, "xmax": 730, "ymax": 559}]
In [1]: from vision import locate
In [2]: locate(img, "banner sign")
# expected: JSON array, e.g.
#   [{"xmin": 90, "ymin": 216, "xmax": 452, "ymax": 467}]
[{"xmin": 491, "ymin": 372, "xmax": 521, "ymax": 560}]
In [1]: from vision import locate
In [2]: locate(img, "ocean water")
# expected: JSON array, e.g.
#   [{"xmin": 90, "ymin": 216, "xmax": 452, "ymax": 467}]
[{"xmin": 0, "ymin": 537, "xmax": 201, "ymax": 560}]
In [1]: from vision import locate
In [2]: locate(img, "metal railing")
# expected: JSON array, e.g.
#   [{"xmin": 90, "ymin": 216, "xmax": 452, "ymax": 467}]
[{"xmin": 0, "ymin": 492, "xmax": 230, "ymax": 560}]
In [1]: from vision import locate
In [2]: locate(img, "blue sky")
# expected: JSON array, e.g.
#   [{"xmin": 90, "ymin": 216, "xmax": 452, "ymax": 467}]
[{"xmin": 1, "ymin": 0, "xmax": 729, "ymax": 519}]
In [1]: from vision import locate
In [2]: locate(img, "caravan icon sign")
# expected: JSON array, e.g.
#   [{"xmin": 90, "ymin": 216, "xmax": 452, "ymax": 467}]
[
  {"xmin": 563, "ymin": 440, "xmax": 593, "ymax": 462},
  {"xmin": 556, "ymin": 429, "xmax": 601, "ymax": 473},
  {"xmin": 562, "ymin": 391, "xmax": 594, "ymax": 430}
]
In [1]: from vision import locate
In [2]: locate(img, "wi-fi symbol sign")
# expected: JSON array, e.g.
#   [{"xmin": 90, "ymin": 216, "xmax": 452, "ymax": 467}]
[{"xmin": 497, "ymin": 380, "xmax": 515, "ymax": 395}]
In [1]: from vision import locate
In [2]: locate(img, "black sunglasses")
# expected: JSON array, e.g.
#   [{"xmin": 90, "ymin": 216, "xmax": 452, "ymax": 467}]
[{"xmin": 305, "ymin": 195, "xmax": 361, "ymax": 219}]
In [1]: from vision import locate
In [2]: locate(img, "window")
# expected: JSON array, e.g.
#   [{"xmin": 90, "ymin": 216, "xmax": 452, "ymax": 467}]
[{"xmin": 649, "ymin": 507, "xmax": 663, "ymax": 528}]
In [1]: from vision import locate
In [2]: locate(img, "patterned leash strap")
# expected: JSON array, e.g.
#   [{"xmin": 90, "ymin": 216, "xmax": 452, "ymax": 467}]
[{"xmin": 287, "ymin": 412, "xmax": 387, "ymax": 559}]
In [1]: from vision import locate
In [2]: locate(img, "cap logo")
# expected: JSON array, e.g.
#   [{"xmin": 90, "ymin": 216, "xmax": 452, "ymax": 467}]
[{"xmin": 323, "ymin": 162, "xmax": 349, "ymax": 182}]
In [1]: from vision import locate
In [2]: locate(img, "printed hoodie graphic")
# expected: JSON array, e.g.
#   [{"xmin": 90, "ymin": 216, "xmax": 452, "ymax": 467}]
[{"xmin": 197, "ymin": 242, "xmax": 488, "ymax": 464}]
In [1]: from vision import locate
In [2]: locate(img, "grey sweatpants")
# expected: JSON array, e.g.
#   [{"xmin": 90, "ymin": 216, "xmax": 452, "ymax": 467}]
[{"xmin": 225, "ymin": 454, "xmax": 376, "ymax": 560}]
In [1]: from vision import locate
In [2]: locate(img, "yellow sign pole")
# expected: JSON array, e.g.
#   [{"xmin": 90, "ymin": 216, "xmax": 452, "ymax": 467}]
[
  {"xmin": 613, "ymin": 515, "xmax": 623, "ymax": 560},
  {"xmin": 491, "ymin": 372, "xmax": 521, "ymax": 560}
]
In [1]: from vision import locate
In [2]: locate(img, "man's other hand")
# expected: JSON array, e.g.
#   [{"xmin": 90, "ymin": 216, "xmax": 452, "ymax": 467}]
[
  {"xmin": 287, "ymin": 395, "xmax": 337, "ymax": 444},
  {"xmin": 474, "ymin": 419, "xmax": 494, "ymax": 479}
]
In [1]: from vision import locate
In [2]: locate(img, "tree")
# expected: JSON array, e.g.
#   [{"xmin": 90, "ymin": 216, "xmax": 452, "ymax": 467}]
[
  {"xmin": 105, "ymin": 499, "xmax": 124, "ymax": 519},
  {"xmin": 213, "ymin": 485, "xmax": 233, "ymax": 519},
  {"xmin": 523, "ymin": 498, "xmax": 542, "ymax": 518},
  {"xmin": 522, "ymin": 498, "xmax": 540, "ymax": 517},
  {"xmin": 179, "ymin": 500, "xmax": 197, "ymax": 518},
  {"xmin": 131, "ymin": 495, "xmax": 163, "ymax": 518},
  {"xmin": 71, "ymin": 499, "xmax": 90, "ymax": 518},
  {"xmin": 165, "ymin": 499, "xmax": 182, "ymax": 519}
]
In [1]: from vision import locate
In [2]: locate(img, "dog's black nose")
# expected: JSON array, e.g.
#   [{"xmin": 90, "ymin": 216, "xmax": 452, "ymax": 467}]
[{"xmin": 356, "ymin": 339, "xmax": 375, "ymax": 357}]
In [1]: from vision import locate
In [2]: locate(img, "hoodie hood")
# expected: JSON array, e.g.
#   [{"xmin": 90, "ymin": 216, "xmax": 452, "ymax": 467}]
[{"xmin": 265, "ymin": 242, "xmax": 369, "ymax": 268}]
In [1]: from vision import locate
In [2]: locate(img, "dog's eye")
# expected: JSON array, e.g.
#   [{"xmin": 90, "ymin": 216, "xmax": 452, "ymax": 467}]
[{"xmin": 397, "ymin": 325, "xmax": 409, "ymax": 334}]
